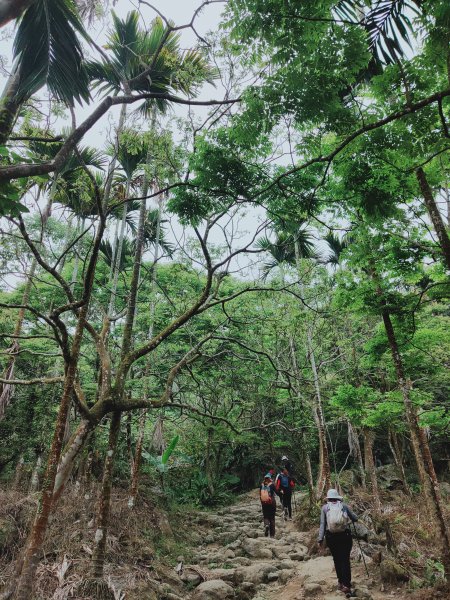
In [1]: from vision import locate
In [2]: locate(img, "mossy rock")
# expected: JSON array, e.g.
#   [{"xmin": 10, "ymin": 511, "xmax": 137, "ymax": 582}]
[
  {"xmin": 380, "ymin": 558, "xmax": 409, "ymax": 583},
  {"xmin": 337, "ymin": 469, "xmax": 359, "ymax": 492}
]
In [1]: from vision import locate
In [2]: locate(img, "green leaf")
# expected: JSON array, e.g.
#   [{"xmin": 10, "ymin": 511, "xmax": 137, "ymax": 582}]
[
  {"xmin": 161, "ymin": 434, "xmax": 179, "ymax": 465},
  {"xmin": 13, "ymin": 0, "xmax": 90, "ymax": 105}
]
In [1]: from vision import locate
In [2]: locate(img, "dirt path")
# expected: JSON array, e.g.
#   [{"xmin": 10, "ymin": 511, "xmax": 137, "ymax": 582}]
[{"xmin": 184, "ymin": 491, "xmax": 412, "ymax": 600}]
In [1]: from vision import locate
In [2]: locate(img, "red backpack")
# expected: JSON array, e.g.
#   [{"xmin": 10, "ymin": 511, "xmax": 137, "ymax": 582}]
[{"xmin": 260, "ymin": 483, "xmax": 275, "ymax": 504}]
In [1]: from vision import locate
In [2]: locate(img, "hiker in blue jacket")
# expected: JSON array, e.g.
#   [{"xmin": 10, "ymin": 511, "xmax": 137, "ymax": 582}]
[
  {"xmin": 275, "ymin": 467, "xmax": 295, "ymax": 520},
  {"xmin": 317, "ymin": 489, "xmax": 358, "ymax": 594}
]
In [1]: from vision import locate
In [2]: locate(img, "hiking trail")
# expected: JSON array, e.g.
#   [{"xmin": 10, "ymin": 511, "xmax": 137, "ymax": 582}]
[{"xmin": 180, "ymin": 490, "xmax": 413, "ymax": 600}]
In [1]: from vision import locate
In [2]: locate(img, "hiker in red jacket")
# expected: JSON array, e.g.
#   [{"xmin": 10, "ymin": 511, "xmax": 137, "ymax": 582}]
[{"xmin": 275, "ymin": 467, "xmax": 295, "ymax": 520}]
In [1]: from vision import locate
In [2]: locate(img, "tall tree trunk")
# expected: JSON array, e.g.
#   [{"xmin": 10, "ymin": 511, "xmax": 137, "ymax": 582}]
[
  {"xmin": 307, "ymin": 325, "xmax": 331, "ymax": 497},
  {"xmin": 29, "ymin": 452, "xmax": 42, "ymax": 493},
  {"xmin": 91, "ymin": 411, "xmax": 121, "ymax": 578},
  {"xmin": 300, "ymin": 432, "xmax": 315, "ymax": 506},
  {"xmin": 416, "ymin": 167, "xmax": 450, "ymax": 271},
  {"xmin": 128, "ymin": 408, "xmax": 146, "ymax": 508},
  {"xmin": 288, "ymin": 335, "xmax": 316, "ymax": 502},
  {"xmin": 52, "ymin": 418, "xmax": 95, "ymax": 503},
  {"xmin": 443, "ymin": 183, "xmax": 450, "ymax": 226},
  {"xmin": 205, "ymin": 428, "xmax": 215, "ymax": 498},
  {"xmin": 13, "ymin": 305, "xmax": 92, "ymax": 600},
  {"xmin": 381, "ymin": 308, "xmax": 450, "ymax": 579},
  {"xmin": 13, "ymin": 456, "xmax": 25, "ymax": 490},
  {"xmin": 293, "ymin": 242, "xmax": 331, "ymax": 497},
  {"xmin": 362, "ymin": 427, "xmax": 380, "ymax": 512},
  {"xmin": 128, "ymin": 189, "xmax": 164, "ymax": 506},
  {"xmin": 107, "ymin": 180, "xmax": 130, "ymax": 317},
  {"xmin": 388, "ymin": 429, "xmax": 410, "ymax": 494},
  {"xmin": 348, "ymin": 421, "xmax": 366, "ymax": 487}
]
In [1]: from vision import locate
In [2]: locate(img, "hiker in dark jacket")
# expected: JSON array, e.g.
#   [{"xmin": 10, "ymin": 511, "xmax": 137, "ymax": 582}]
[
  {"xmin": 281, "ymin": 455, "xmax": 293, "ymax": 474},
  {"xmin": 260, "ymin": 473, "xmax": 277, "ymax": 537},
  {"xmin": 275, "ymin": 468, "xmax": 295, "ymax": 519},
  {"xmin": 317, "ymin": 488, "xmax": 358, "ymax": 594}
]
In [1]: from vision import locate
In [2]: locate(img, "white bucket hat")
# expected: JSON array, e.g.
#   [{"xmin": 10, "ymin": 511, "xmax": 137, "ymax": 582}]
[
  {"xmin": 281, "ymin": 455, "xmax": 288, "ymax": 461},
  {"xmin": 326, "ymin": 488, "xmax": 343, "ymax": 500}
]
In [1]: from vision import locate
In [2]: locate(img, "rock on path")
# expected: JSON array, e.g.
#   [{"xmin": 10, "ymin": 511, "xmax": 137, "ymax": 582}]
[{"xmin": 179, "ymin": 492, "xmax": 310, "ymax": 599}]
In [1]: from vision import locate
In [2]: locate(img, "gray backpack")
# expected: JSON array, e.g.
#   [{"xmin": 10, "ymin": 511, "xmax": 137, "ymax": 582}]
[{"xmin": 326, "ymin": 501, "xmax": 350, "ymax": 533}]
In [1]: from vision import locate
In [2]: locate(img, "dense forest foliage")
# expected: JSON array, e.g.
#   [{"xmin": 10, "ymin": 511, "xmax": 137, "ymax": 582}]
[{"xmin": 0, "ymin": 1, "xmax": 449, "ymax": 599}]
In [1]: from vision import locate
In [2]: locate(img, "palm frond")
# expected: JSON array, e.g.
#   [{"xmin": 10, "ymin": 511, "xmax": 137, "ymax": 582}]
[
  {"xmin": 13, "ymin": 0, "xmax": 90, "ymax": 104},
  {"xmin": 324, "ymin": 232, "xmax": 348, "ymax": 265},
  {"xmin": 336, "ymin": 0, "xmax": 418, "ymax": 65},
  {"xmin": 89, "ymin": 11, "xmax": 215, "ymax": 112},
  {"xmin": 100, "ymin": 238, "xmax": 133, "ymax": 271},
  {"xmin": 256, "ymin": 224, "xmax": 317, "ymax": 279},
  {"xmin": 142, "ymin": 208, "xmax": 174, "ymax": 255}
]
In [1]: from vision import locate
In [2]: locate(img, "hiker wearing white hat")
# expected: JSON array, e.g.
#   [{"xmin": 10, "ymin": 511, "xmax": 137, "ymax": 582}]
[
  {"xmin": 280, "ymin": 455, "xmax": 293, "ymax": 474},
  {"xmin": 317, "ymin": 489, "xmax": 358, "ymax": 595}
]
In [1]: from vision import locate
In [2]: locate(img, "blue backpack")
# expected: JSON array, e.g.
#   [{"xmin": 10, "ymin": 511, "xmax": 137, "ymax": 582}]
[{"xmin": 279, "ymin": 474, "xmax": 289, "ymax": 489}]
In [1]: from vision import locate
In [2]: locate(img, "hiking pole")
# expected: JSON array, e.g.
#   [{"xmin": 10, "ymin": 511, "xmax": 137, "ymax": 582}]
[{"xmin": 352, "ymin": 522, "xmax": 369, "ymax": 577}]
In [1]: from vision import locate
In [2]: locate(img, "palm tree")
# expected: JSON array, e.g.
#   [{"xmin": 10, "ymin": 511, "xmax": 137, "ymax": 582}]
[
  {"xmin": 107, "ymin": 138, "xmax": 149, "ymax": 317},
  {"xmin": 0, "ymin": 0, "xmax": 90, "ymax": 144}
]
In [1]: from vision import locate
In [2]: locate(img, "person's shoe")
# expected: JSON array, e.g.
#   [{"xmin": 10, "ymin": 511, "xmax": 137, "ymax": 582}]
[
  {"xmin": 341, "ymin": 586, "xmax": 351, "ymax": 594},
  {"xmin": 337, "ymin": 583, "xmax": 344, "ymax": 591}
]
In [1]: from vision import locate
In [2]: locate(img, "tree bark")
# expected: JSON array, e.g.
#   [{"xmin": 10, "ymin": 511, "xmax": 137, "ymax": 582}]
[
  {"xmin": 13, "ymin": 456, "xmax": 25, "ymax": 490},
  {"xmin": 416, "ymin": 167, "xmax": 450, "ymax": 271},
  {"xmin": 107, "ymin": 181, "xmax": 130, "ymax": 317},
  {"xmin": 29, "ymin": 452, "xmax": 42, "ymax": 493},
  {"xmin": 288, "ymin": 335, "xmax": 316, "ymax": 502},
  {"xmin": 301, "ymin": 432, "xmax": 315, "ymax": 506},
  {"xmin": 52, "ymin": 417, "xmax": 96, "ymax": 502},
  {"xmin": 91, "ymin": 411, "xmax": 121, "ymax": 578},
  {"xmin": 307, "ymin": 325, "xmax": 331, "ymax": 497},
  {"xmin": 363, "ymin": 427, "xmax": 380, "ymax": 511},
  {"xmin": 348, "ymin": 420, "xmax": 366, "ymax": 487},
  {"xmin": 388, "ymin": 429, "xmax": 410, "ymax": 494},
  {"xmin": 128, "ymin": 409, "xmax": 146, "ymax": 508},
  {"xmin": 13, "ymin": 309, "xmax": 90, "ymax": 600},
  {"xmin": 0, "ymin": 68, "xmax": 22, "ymax": 144}
]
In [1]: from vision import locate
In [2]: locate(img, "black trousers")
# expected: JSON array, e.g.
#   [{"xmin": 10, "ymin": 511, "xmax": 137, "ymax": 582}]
[
  {"xmin": 326, "ymin": 529, "xmax": 353, "ymax": 588},
  {"xmin": 261, "ymin": 503, "xmax": 276, "ymax": 537},
  {"xmin": 281, "ymin": 489, "xmax": 292, "ymax": 517}
]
